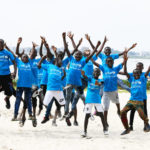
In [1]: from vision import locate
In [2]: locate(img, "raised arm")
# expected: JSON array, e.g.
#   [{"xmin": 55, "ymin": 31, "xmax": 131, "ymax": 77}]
[
  {"xmin": 43, "ymin": 40, "xmax": 53, "ymax": 59},
  {"xmin": 86, "ymin": 41, "xmax": 101, "ymax": 63},
  {"xmin": 71, "ymin": 38, "xmax": 82, "ymax": 55},
  {"xmin": 37, "ymin": 55, "xmax": 47, "ymax": 69},
  {"xmin": 123, "ymin": 52, "xmax": 130, "ymax": 79},
  {"xmin": 16, "ymin": 37, "xmax": 23, "ymax": 57},
  {"xmin": 62, "ymin": 32, "xmax": 71, "ymax": 57},
  {"xmin": 119, "ymin": 43, "xmax": 137, "ymax": 56},
  {"xmin": 85, "ymin": 34, "xmax": 96, "ymax": 50},
  {"xmin": 5, "ymin": 43, "xmax": 16, "ymax": 58},
  {"xmin": 67, "ymin": 32, "xmax": 76, "ymax": 49},
  {"xmin": 30, "ymin": 42, "xmax": 38, "ymax": 59},
  {"xmin": 96, "ymin": 36, "xmax": 108, "ymax": 57},
  {"xmin": 91, "ymin": 58, "xmax": 100, "ymax": 68},
  {"xmin": 51, "ymin": 45, "xmax": 58, "ymax": 58},
  {"xmin": 145, "ymin": 66, "xmax": 150, "ymax": 77},
  {"xmin": 39, "ymin": 36, "xmax": 45, "ymax": 57}
]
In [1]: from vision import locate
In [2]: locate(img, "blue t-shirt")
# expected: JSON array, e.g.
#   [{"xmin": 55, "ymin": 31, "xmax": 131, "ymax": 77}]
[
  {"xmin": 98, "ymin": 53, "xmax": 119, "ymax": 66},
  {"xmin": 61, "ymin": 57, "xmax": 70, "ymax": 88},
  {"xmin": 129, "ymin": 72, "xmax": 148, "ymax": 100},
  {"xmin": 40, "ymin": 58, "xmax": 54, "ymax": 85},
  {"xmin": 129, "ymin": 75, "xmax": 146, "ymax": 101},
  {"xmin": 82, "ymin": 55, "xmax": 97, "ymax": 77},
  {"xmin": 41, "ymin": 64, "xmax": 63, "ymax": 91},
  {"xmin": 99, "ymin": 64, "xmax": 123, "ymax": 92},
  {"xmin": 0, "ymin": 49, "xmax": 15, "ymax": 75},
  {"xmin": 16, "ymin": 58, "xmax": 33, "ymax": 88},
  {"xmin": 66, "ymin": 55, "xmax": 86, "ymax": 86},
  {"xmin": 85, "ymin": 77, "xmax": 103, "ymax": 103},
  {"xmin": 30, "ymin": 58, "xmax": 41, "ymax": 86}
]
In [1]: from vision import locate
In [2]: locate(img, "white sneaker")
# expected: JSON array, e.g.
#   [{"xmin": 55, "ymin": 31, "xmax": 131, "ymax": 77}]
[
  {"xmin": 52, "ymin": 121, "xmax": 57, "ymax": 127},
  {"xmin": 90, "ymin": 115, "xmax": 95, "ymax": 121},
  {"xmin": 81, "ymin": 132, "xmax": 87, "ymax": 137},
  {"xmin": 104, "ymin": 130, "xmax": 109, "ymax": 135}
]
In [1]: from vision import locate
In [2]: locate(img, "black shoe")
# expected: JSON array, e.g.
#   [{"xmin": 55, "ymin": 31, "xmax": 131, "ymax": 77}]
[
  {"xmin": 129, "ymin": 125, "xmax": 133, "ymax": 131},
  {"xmin": 144, "ymin": 124, "xmax": 150, "ymax": 132},
  {"xmin": 73, "ymin": 121, "xmax": 78, "ymax": 126},
  {"xmin": 41, "ymin": 117, "xmax": 49, "ymax": 124},
  {"xmin": 32, "ymin": 117, "xmax": 37, "ymax": 127},
  {"xmin": 66, "ymin": 118, "xmax": 71, "ymax": 126},
  {"xmin": 5, "ymin": 97, "xmax": 10, "ymax": 109},
  {"xmin": 121, "ymin": 129, "xmax": 130, "ymax": 135},
  {"xmin": 19, "ymin": 118, "xmax": 26, "ymax": 127}
]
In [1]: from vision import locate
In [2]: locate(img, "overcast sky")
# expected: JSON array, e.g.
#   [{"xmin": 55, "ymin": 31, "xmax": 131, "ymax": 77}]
[{"xmin": 0, "ymin": 0, "xmax": 150, "ymax": 52}]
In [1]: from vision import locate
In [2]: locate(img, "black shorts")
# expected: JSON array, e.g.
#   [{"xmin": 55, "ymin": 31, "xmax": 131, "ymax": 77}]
[{"xmin": 0, "ymin": 74, "xmax": 13, "ymax": 96}]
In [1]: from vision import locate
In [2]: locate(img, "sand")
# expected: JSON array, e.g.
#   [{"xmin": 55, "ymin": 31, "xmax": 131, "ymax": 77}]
[{"xmin": 0, "ymin": 92, "xmax": 150, "ymax": 150}]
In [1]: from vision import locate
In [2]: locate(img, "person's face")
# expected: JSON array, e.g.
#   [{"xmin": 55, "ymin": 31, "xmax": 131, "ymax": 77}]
[
  {"xmin": 93, "ymin": 69, "xmax": 100, "ymax": 79},
  {"xmin": 136, "ymin": 63, "xmax": 143, "ymax": 73},
  {"xmin": 0, "ymin": 40, "xmax": 4, "ymax": 51},
  {"xmin": 83, "ymin": 50, "xmax": 91, "ymax": 57},
  {"xmin": 57, "ymin": 51, "xmax": 64, "ymax": 60},
  {"xmin": 21, "ymin": 54, "xmax": 29, "ymax": 63},
  {"xmin": 55, "ymin": 58, "xmax": 62, "ymax": 67},
  {"xmin": 133, "ymin": 69, "xmax": 141, "ymax": 79},
  {"xmin": 104, "ymin": 48, "xmax": 111, "ymax": 56},
  {"xmin": 75, "ymin": 51, "xmax": 82, "ymax": 61},
  {"xmin": 106, "ymin": 58, "xmax": 114, "ymax": 68}
]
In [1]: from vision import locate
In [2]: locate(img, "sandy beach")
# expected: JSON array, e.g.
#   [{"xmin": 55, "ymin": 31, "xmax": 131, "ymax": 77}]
[{"xmin": 0, "ymin": 92, "xmax": 150, "ymax": 150}]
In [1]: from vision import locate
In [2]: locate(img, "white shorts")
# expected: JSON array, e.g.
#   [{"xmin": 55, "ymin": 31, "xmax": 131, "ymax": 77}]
[
  {"xmin": 84, "ymin": 103, "xmax": 103, "ymax": 114},
  {"xmin": 43, "ymin": 91, "xmax": 65, "ymax": 106},
  {"xmin": 103, "ymin": 91, "xmax": 119, "ymax": 111}
]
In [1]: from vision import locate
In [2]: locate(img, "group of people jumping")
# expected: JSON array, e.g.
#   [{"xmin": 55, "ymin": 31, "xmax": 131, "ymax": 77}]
[{"xmin": 0, "ymin": 32, "xmax": 150, "ymax": 137}]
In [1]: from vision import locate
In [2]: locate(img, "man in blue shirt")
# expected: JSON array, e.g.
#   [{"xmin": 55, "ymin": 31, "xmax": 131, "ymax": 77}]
[
  {"xmin": 0, "ymin": 39, "xmax": 17, "ymax": 109},
  {"xmin": 120, "ymin": 54, "xmax": 150, "ymax": 135}
]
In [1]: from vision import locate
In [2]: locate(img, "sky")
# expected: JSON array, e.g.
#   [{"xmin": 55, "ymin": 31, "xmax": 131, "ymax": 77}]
[{"xmin": 0, "ymin": 0, "xmax": 150, "ymax": 52}]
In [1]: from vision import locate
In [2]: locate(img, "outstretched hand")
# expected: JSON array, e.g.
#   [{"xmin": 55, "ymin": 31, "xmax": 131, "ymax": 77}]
[
  {"xmin": 62, "ymin": 32, "xmax": 66, "ymax": 38},
  {"xmin": 40, "ymin": 36, "xmax": 46, "ymax": 43},
  {"xmin": 17, "ymin": 37, "xmax": 22, "ymax": 44},
  {"xmin": 67, "ymin": 31, "xmax": 74, "ymax": 39},
  {"xmin": 51, "ymin": 45, "xmax": 57, "ymax": 52},
  {"xmin": 104, "ymin": 36, "xmax": 108, "ymax": 43},
  {"xmin": 32, "ymin": 42, "xmax": 38, "ymax": 47},
  {"xmin": 85, "ymin": 34, "xmax": 90, "ymax": 41}
]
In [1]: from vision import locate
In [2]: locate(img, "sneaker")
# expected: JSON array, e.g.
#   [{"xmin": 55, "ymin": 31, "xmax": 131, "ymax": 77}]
[
  {"xmin": 32, "ymin": 117, "xmax": 37, "ymax": 127},
  {"xmin": 129, "ymin": 125, "xmax": 133, "ymax": 131},
  {"xmin": 28, "ymin": 115, "xmax": 33, "ymax": 120},
  {"xmin": 120, "ymin": 129, "xmax": 130, "ymax": 135},
  {"xmin": 81, "ymin": 132, "xmax": 87, "ymax": 137},
  {"xmin": 66, "ymin": 118, "xmax": 71, "ymax": 126},
  {"xmin": 52, "ymin": 121, "xmax": 57, "ymax": 127},
  {"xmin": 73, "ymin": 121, "xmax": 78, "ymax": 126},
  {"xmin": 4, "ymin": 97, "xmax": 10, "ymax": 109},
  {"xmin": 19, "ymin": 119, "xmax": 26, "ymax": 127},
  {"xmin": 60, "ymin": 115, "xmax": 66, "ymax": 121},
  {"xmin": 104, "ymin": 130, "xmax": 109, "ymax": 135},
  {"xmin": 90, "ymin": 114, "xmax": 95, "ymax": 121},
  {"xmin": 49, "ymin": 114, "xmax": 54, "ymax": 119},
  {"xmin": 11, "ymin": 116, "xmax": 18, "ymax": 121},
  {"xmin": 41, "ymin": 117, "xmax": 49, "ymax": 124},
  {"xmin": 144, "ymin": 124, "xmax": 150, "ymax": 132}
]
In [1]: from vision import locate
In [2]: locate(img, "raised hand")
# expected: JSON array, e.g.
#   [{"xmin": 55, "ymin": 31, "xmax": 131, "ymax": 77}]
[
  {"xmin": 51, "ymin": 45, "xmax": 57, "ymax": 52},
  {"xmin": 40, "ymin": 36, "xmax": 46, "ymax": 43},
  {"xmin": 17, "ymin": 37, "xmax": 22, "ymax": 44},
  {"xmin": 62, "ymin": 32, "xmax": 66, "ymax": 38},
  {"xmin": 85, "ymin": 34, "xmax": 90, "ymax": 41},
  {"xmin": 104, "ymin": 36, "xmax": 108, "ymax": 43},
  {"xmin": 130, "ymin": 43, "xmax": 137, "ymax": 49},
  {"xmin": 67, "ymin": 31, "xmax": 74, "ymax": 39},
  {"xmin": 97, "ymin": 41, "xmax": 101, "ymax": 46},
  {"xmin": 79, "ymin": 38, "xmax": 83, "ymax": 45},
  {"xmin": 32, "ymin": 42, "xmax": 38, "ymax": 47}
]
